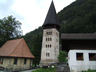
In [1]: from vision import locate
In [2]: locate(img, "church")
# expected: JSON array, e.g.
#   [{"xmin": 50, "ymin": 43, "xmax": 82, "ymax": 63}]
[{"xmin": 40, "ymin": 1, "xmax": 96, "ymax": 72}]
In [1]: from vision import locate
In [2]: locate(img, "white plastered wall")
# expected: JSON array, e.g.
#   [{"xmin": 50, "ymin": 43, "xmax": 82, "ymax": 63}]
[{"xmin": 68, "ymin": 50, "xmax": 96, "ymax": 72}]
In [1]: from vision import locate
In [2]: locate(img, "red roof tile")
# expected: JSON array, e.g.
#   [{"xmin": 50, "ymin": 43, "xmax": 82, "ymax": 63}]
[{"xmin": 0, "ymin": 38, "xmax": 34, "ymax": 58}]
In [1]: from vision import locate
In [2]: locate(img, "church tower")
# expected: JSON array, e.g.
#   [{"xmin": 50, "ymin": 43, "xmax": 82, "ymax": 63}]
[{"xmin": 40, "ymin": 1, "xmax": 60, "ymax": 66}]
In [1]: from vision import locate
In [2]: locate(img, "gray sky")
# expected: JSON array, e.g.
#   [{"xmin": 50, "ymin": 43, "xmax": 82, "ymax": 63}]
[{"xmin": 0, "ymin": 0, "xmax": 76, "ymax": 35}]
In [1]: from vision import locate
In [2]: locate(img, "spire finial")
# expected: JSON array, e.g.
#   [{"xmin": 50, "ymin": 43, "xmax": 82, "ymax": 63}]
[
  {"xmin": 43, "ymin": 0, "xmax": 60, "ymax": 29},
  {"xmin": 52, "ymin": 0, "xmax": 54, "ymax": 3}
]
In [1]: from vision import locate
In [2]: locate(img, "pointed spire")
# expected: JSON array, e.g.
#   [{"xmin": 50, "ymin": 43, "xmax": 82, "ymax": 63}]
[{"xmin": 43, "ymin": 1, "xmax": 59, "ymax": 28}]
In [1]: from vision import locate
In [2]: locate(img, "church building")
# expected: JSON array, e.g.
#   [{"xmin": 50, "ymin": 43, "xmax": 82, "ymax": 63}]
[
  {"xmin": 0, "ymin": 38, "xmax": 34, "ymax": 71},
  {"xmin": 40, "ymin": 1, "xmax": 60, "ymax": 66},
  {"xmin": 40, "ymin": 1, "xmax": 96, "ymax": 72}
]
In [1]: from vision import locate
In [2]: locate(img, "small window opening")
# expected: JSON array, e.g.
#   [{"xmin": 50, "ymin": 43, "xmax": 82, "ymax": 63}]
[{"xmin": 76, "ymin": 53, "xmax": 84, "ymax": 61}]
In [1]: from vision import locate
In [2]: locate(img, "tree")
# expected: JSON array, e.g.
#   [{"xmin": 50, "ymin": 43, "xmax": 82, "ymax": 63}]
[
  {"xmin": 24, "ymin": 27, "xmax": 43, "ymax": 65},
  {"xmin": 0, "ymin": 15, "xmax": 22, "ymax": 47},
  {"xmin": 58, "ymin": 0, "xmax": 96, "ymax": 33},
  {"xmin": 58, "ymin": 51, "xmax": 67, "ymax": 63}
]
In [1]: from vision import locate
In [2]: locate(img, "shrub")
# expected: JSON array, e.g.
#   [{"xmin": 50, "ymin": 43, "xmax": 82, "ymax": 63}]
[
  {"xmin": 58, "ymin": 51, "xmax": 67, "ymax": 63},
  {"xmin": 32, "ymin": 67, "xmax": 56, "ymax": 72},
  {"xmin": 82, "ymin": 69, "xmax": 96, "ymax": 72}
]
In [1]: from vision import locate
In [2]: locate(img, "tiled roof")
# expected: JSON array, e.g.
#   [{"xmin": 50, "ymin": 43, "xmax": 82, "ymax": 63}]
[{"xmin": 0, "ymin": 38, "xmax": 34, "ymax": 58}]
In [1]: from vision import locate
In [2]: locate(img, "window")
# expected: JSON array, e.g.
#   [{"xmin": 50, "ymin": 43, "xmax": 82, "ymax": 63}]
[
  {"xmin": 46, "ymin": 44, "xmax": 52, "ymax": 48},
  {"xmin": 46, "ymin": 45, "xmax": 48, "ymax": 48},
  {"xmin": 46, "ymin": 53, "xmax": 50, "ymax": 57},
  {"xmin": 14, "ymin": 58, "xmax": 18, "ymax": 64},
  {"xmin": 46, "ymin": 38, "xmax": 47, "ymax": 41},
  {"xmin": 48, "ymin": 38, "xmax": 50, "ymax": 41},
  {"xmin": 76, "ymin": 53, "xmax": 83, "ymax": 60},
  {"xmin": 46, "ymin": 32, "xmax": 52, "ymax": 35},
  {"xmin": 50, "ymin": 44, "xmax": 51, "ymax": 48},
  {"xmin": 24, "ymin": 58, "xmax": 27, "ymax": 64},
  {"xmin": 46, "ymin": 38, "xmax": 52, "ymax": 41},
  {"xmin": 0, "ymin": 58, "xmax": 3, "ymax": 64},
  {"xmin": 89, "ymin": 53, "xmax": 96, "ymax": 61},
  {"xmin": 48, "ymin": 45, "xmax": 50, "ymax": 48},
  {"xmin": 50, "ymin": 38, "xmax": 52, "ymax": 41},
  {"xmin": 46, "ymin": 45, "xmax": 47, "ymax": 48}
]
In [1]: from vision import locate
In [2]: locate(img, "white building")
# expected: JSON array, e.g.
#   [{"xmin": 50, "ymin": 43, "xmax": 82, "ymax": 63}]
[
  {"xmin": 68, "ymin": 50, "xmax": 96, "ymax": 72},
  {"xmin": 61, "ymin": 34, "xmax": 96, "ymax": 72}
]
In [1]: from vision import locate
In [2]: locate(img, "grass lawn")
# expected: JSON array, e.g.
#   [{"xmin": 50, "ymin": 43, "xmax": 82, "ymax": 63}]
[
  {"xmin": 82, "ymin": 70, "xmax": 96, "ymax": 72},
  {"xmin": 32, "ymin": 67, "xmax": 56, "ymax": 72}
]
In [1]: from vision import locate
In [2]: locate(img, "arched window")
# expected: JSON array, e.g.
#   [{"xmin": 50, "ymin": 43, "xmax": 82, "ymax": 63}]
[
  {"xmin": 48, "ymin": 38, "xmax": 49, "ymax": 41},
  {"xmin": 46, "ymin": 45, "xmax": 47, "ymax": 48},
  {"xmin": 46, "ymin": 38, "xmax": 47, "ymax": 41},
  {"xmin": 50, "ymin": 44, "xmax": 51, "ymax": 48},
  {"xmin": 46, "ymin": 38, "xmax": 52, "ymax": 41},
  {"xmin": 48, "ymin": 45, "xmax": 49, "ymax": 48},
  {"xmin": 46, "ymin": 32, "xmax": 52, "ymax": 35},
  {"xmin": 46, "ymin": 52, "xmax": 50, "ymax": 57},
  {"xmin": 50, "ymin": 38, "xmax": 52, "ymax": 41}
]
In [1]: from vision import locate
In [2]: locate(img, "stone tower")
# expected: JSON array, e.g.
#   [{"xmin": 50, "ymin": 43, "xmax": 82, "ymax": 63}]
[{"xmin": 40, "ymin": 1, "xmax": 60, "ymax": 66}]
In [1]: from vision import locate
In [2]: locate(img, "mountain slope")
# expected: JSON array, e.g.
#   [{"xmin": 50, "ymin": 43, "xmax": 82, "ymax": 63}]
[{"xmin": 58, "ymin": 0, "xmax": 96, "ymax": 33}]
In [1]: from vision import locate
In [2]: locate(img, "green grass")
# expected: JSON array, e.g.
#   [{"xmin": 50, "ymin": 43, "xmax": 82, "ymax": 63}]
[
  {"xmin": 32, "ymin": 67, "xmax": 56, "ymax": 72},
  {"xmin": 82, "ymin": 69, "xmax": 96, "ymax": 72}
]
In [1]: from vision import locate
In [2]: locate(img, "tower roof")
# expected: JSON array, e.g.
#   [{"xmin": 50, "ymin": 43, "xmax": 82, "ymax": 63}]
[{"xmin": 43, "ymin": 1, "xmax": 59, "ymax": 26}]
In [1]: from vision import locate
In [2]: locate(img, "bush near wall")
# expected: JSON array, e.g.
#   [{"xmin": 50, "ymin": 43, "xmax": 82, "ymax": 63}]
[
  {"xmin": 32, "ymin": 68, "xmax": 56, "ymax": 72},
  {"xmin": 58, "ymin": 51, "xmax": 67, "ymax": 63},
  {"xmin": 82, "ymin": 69, "xmax": 96, "ymax": 72}
]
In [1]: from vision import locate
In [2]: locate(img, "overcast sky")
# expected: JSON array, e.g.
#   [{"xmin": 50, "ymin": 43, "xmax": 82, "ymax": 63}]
[{"xmin": 0, "ymin": 0, "xmax": 76, "ymax": 35}]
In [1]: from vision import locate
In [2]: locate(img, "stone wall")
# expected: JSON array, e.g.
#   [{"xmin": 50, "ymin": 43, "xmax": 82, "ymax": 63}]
[{"xmin": 40, "ymin": 28, "xmax": 59, "ymax": 66}]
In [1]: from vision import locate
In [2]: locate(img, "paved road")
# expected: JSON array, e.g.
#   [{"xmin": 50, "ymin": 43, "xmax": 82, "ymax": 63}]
[
  {"xmin": 20, "ymin": 69, "xmax": 36, "ymax": 72},
  {"xmin": 0, "ymin": 69, "xmax": 36, "ymax": 72}
]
